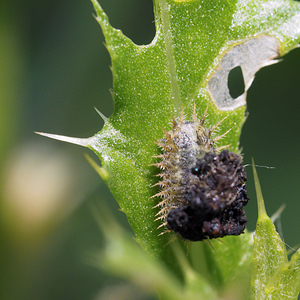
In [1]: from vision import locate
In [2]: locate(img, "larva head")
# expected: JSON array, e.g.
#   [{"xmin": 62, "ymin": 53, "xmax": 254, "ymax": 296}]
[{"xmin": 175, "ymin": 121, "xmax": 214, "ymax": 151}]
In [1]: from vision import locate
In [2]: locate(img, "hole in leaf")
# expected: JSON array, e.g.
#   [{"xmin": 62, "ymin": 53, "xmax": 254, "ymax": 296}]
[
  {"xmin": 228, "ymin": 66, "xmax": 245, "ymax": 99},
  {"xmin": 101, "ymin": 0, "xmax": 155, "ymax": 45}
]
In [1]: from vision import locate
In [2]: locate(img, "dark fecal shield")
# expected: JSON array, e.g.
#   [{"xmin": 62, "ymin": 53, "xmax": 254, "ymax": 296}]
[
  {"xmin": 166, "ymin": 150, "xmax": 248, "ymax": 241},
  {"xmin": 153, "ymin": 108, "xmax": 249, "ymax": 241}
]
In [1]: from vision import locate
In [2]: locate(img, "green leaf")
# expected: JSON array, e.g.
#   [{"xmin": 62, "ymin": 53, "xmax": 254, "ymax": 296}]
[
  {"xmin": 91, "ymin": 207, "xmax": 217, "ymax": 300},
  {"xmin": 204, "ymin": 233, "xmax": 253, "ymax": 288},
  {"xmin": 36, "ymin": 0, "xmax": 300, "ymax": 276},
  {"xmin": 87, "ymin": 0, "xmax": 300, "ymax": 264},
  {"xmin": 250, "ymin": 162, "xmax": 300, "ymax": 299},
  {"xmin": 266, "ymin": 249, "xmax": 300, "ymax": 299}
]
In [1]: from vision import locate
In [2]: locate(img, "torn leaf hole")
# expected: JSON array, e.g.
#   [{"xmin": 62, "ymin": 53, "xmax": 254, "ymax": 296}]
[
  {"xmin": 207, "ymin": 35, "xmax": 280, "ymax": 111},
  {"xmin": 228, "ymin": 66, "xmax": 245, "ymax": 99}
]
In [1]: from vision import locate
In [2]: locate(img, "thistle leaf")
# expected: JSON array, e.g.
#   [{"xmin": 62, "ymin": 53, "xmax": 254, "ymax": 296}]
[{"xmin": 87, "ymin": 0, "xmax": 300, "ymax": 265}]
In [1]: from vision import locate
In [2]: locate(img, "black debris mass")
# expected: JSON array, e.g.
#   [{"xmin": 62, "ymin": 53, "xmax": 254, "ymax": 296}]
[{"xmin": 167, "ymin": 150, "xmax": 249, "ymax": 241}]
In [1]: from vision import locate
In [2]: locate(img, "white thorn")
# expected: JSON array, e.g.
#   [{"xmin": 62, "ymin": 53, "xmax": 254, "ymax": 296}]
[
  {"xmin": 265, "ymin": 58, "xmax": 281, "ymax": 67},
  {"xmin": 35, "ymin": 132, "xmax": 90, "ymax": 147},
  {"xmin": 94, "ymin": 107, "xmax": 108, "ymax": 123}
]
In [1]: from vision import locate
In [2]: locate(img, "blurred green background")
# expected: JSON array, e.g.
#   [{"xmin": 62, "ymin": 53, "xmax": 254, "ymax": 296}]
[{"xmin": 0, "ymin": 0, "xmax": 299, "ymax": 299}]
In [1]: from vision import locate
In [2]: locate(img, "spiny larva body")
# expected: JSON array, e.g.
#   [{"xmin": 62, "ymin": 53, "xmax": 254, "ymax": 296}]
[{"xmin": 153, "ymin": 108, "xmax": 248, "ymax": 241}]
